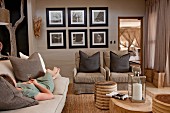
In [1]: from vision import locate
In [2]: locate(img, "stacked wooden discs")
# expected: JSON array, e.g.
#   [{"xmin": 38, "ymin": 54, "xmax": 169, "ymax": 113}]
[
  {"xmin": 95, "ymin": 81, "xmax": 117, "ymax": 110},
  {"xmin": 152, "ymin": 94, "xmax": 170, "ymax": 113}
]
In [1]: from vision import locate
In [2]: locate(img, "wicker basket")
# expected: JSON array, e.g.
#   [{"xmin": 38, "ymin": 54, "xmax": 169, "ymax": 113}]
[
  {"xmin": 152, "ymin": 94, "xmax": 170, "ymax": 113},
  {"xmin": 95, "ymin": 81, "xmax": 117, "ymax": 110}
]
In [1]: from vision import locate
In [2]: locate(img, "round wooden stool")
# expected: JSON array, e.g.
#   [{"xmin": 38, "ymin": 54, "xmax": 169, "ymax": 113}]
[
  {"xmin": 152, "ymin": 94, "xmax": 170, "ymax": 113},
  {"xmin": 95, "ymin": 81, "xmax": 117, "ymax": 110}
]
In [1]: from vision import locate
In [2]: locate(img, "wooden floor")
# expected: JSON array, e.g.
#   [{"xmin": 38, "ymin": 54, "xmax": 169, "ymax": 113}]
[{"xmin": 62, "ymin": 84, "xmax": 109, "ymax": 113}]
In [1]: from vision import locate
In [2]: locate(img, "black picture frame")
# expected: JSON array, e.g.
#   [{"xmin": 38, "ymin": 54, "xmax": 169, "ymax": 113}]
[
  {"xmin": 68, "ymin": 7, "xmax": 87, "ymax": 27},
  {"xmin": 46, "ymin": 8, "xmax": 66, "ymax": 27},
  {"xmin": 90, "ymin": 29, "xmax": 108, "ymax": 48},
  {"xmin": 69, "ymin": 29, "xmax": 88, "ymax": 48},
  {"xmin": 47, "ymin": 30, "xmax": 66, "ymax": 49},
  {"xmin": 89, "ymin": 7, "xmax": 108, "ymax": 27}
]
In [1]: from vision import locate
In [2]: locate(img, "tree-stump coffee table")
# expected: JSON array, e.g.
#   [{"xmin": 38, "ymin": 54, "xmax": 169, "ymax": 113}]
[
  {"xmin": 95, "ymin": 81, "xmax": 117, "ymax": 110},
  {"xmin": 109, "ymin": 91, "xmax": 152, "ymax": 113}
]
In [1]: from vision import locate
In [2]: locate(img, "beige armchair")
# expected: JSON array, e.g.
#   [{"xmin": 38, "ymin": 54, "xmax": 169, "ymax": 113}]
[
  {"xmin": 103, "ymin": 51, "xmax": 137, "ymax": 90},
  {"xmin": 73, "ymin": 51, "xmax": 106, "ymax": 94}
]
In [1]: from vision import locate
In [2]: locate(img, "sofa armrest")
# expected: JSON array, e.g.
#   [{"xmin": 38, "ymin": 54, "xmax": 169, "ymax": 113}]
[
  {"xmin": 100, "ymin": 67, "xmax": 106, "ymax": 80},
  {"xmin": 105, "ymin": 66, "xmax": 110, "ymax": 81}
]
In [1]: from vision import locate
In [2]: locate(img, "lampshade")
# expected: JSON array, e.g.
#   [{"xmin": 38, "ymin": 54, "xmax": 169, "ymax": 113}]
[{"xmin": 0, "ymin": 8, "xmax": 10, "ymax": 25}]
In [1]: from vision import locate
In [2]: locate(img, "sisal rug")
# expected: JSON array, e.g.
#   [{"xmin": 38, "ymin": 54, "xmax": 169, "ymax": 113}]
[{"xmin": 62, "ymin": 84, "xmax": 109, "ymax": 113}]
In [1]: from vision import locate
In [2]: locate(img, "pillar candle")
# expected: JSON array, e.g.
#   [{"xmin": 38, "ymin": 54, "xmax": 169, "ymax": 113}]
[{"xmin": 132, "ymin": 83, "xmax": 142, "ymax": 100}]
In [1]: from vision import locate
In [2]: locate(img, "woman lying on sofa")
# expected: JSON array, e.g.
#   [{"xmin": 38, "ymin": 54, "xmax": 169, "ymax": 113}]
[{"xmin": 1, "ymin": 67, "xmax": 61, "ymax": 101}]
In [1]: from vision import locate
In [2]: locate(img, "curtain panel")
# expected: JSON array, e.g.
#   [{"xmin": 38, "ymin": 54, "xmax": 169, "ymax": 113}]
[{"xmin": 144, "ymin": 0, "xmax": 170, "ymax": 86}]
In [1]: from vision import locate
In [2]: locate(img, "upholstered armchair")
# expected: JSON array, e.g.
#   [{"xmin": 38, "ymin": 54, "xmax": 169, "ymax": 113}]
[
  {"xmin": 73, "ymin": 51, "xmax": 106, "ymax": 94},
  {"xmin": 103, "ymin": 50, "xmax": 141, "ymax": 90}
]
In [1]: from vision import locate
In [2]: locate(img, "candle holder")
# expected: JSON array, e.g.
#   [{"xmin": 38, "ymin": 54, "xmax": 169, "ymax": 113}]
[{"xmin": 128, "ymin": 74, "xmax": 146, "ymax": 103}]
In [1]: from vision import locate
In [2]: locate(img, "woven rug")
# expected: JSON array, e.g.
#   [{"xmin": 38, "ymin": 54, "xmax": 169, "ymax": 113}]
[{"xmin": 62, "ymin": 84, "xmax": 109, "ymax": 113}]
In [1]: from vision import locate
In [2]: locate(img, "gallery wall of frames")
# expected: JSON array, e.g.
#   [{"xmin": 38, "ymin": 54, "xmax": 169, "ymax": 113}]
[{"xmin": 46, "ymin": 7, "xmax": 108, "ymax": 49}]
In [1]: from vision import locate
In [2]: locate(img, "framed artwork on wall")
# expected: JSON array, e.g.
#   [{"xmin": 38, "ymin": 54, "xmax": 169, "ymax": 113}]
[
  {"xmin": 47, "ymin": 30, "xmax": 66, "ymax": 49},
  {"xmin": 89, "ymin": 7, "xmax": 108, "ymax": 27},
  {"xmin": 69, "ymin": 29, "xmax": 87, "ymax": 48},
  {"xmin": 46, "ymin": 8, "xmax": 66, "ymax": 27},
  {"xmin": 68, "ymin": 7, "xmax": 87, "ymax": 27},
  {"xmin": 90, "ymin": 29, "xmax": 108, "ymax": 48}
]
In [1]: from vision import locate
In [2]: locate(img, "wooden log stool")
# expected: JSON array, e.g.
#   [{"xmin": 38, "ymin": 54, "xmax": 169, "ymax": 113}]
[
  {"xmin": 95, "ymin": 81, "xmax": 117, "ymax": 110},
  {"xmin": 152, "ymin": 94, "xmax": 170, "ymax": 113}
]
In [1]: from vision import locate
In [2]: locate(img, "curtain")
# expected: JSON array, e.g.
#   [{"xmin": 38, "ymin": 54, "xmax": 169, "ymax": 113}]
[
  {"xmin": 144, "ymin": 0, "xmax": 170, "ymax": 86},
  {"xmin": 165, "ymin": 0, "xmax": 170, "ymax": 86},
  {"xmin": 144, "ymin": 0, "xmax": 158, "ymax": 69}
]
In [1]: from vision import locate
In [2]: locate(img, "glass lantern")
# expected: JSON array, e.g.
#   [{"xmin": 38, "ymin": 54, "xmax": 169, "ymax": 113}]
[{"xmin": 128, "ymin": 74, "xmax": 146, "ymax": 103}]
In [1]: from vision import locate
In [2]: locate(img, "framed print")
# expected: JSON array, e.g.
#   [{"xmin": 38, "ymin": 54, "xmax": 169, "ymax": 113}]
[
  {"xmin": 69, "ymin": 29, "xmax": 87, "ymax": 48},
  {"xmin": 47, "ymin": 30, "xmax": 66, "ymax": 49},
  {"xmin": 68, "ymin": 8, "xmax": 87, "ymax": 27},
  {"xmin": 89, "ymin": 7, "xmax": 108, "ymax": 26},
  {"xmin": 46, "ymin": 8, "xmax": 66, "ymax": 27},
  {"xmin": 90, "ymin": 29, "xmax": 108, "ymax": 48}
]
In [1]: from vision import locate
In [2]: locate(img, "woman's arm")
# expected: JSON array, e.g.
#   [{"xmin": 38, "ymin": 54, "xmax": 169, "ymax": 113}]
[{"xmin": 30, "ymin": 79, "xmax": 54, "ymax": 101}]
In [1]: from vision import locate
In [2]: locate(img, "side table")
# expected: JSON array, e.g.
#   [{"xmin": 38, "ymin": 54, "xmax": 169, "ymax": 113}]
[{"xmin": 95, "ymin": 81, "xmax": 117, "ymax": 110}]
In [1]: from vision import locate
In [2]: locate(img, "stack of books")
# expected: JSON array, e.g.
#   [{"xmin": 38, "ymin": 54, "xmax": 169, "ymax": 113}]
[{"xmin": 106, "ymin": 91, "xmax": 128, "ymax": 100}]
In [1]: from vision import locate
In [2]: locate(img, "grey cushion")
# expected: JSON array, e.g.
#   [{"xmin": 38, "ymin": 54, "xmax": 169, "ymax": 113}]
[
  {"xmin": 0, "ymin": 76, "xmax": 38, "ymax": 110},
  {"xmin": 79, "ymin": 51, "xmax": 100, "ymax": 72},
  {"xmin": 74, "ymin": 73, "xmax": 105, "ymax": 83},
  {"xmin": 110, "ymin": 51, "xmax": 130, "ymax": 72},
  {"xmin": 9, "ymin": 52, "xmax": 44, "ymax": 81}
]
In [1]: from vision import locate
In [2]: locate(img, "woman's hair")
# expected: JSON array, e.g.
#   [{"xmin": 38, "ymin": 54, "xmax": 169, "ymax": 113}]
[{"xmin": 0, "ymin": 74, "xmax": 15, "ymax": 87}]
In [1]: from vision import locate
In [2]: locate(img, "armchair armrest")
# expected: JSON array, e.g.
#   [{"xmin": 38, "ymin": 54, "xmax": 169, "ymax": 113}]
[
  {"xmin": 73, "ymin": 67, "xmax": 77, "ymax": 83},
  {"xmin": 105, "ymin": 66, "xmax": 110, "ymax": 81},
  {"xmin": 100, "ymin": 67, "xmax": 106, "ymax": 80},
  {"xmin": 73, "ymin": 67, "xmax": 77, "ymax": 77}
]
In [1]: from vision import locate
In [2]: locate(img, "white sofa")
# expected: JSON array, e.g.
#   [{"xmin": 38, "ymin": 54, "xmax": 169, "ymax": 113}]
[{"xmin": 0, "ymin": 60, "xmax": 69, "ymax": 113}]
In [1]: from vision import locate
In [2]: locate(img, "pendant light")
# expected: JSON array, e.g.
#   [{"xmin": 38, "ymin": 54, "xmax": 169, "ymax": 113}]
[{"xmin": 0, "ymin": 0, "xmax": 10, "ymax": 25}]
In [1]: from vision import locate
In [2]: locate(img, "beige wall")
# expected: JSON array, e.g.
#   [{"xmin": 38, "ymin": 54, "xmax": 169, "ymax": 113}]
[
  {"xmin": 27, "ymin": 0, "xmax": 38, "ymax": 54},
  {"xmin": 28, "ymin": 0, "xmax": 145, "ymax": 80}
]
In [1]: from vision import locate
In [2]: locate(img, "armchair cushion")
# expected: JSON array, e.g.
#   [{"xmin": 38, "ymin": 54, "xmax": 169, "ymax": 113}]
[
  {"xmin": 110, "ymin": 51, "xmax": 130, "ymax": 73},
  {"xmin": 79, "ymin": 51, "xmax": 100, "ymax": 72},
  {"xmin": 103, "ymin": 50, "xmax": 128, "ymax": 68},
  {"xmin": 110, "ymin": 72, "xmax": 132, "ymax": 83},
  {"xmin": 74, "ymin": 73, "xmax": 105, "ymax": 83}
]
